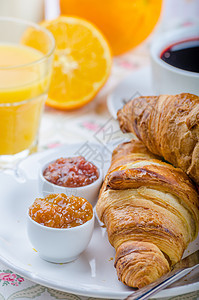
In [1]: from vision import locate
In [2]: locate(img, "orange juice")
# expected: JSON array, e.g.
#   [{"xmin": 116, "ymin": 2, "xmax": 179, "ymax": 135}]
[{"xmin": 0, "ymin": 44, "xmax": 50, "ymax": 155}]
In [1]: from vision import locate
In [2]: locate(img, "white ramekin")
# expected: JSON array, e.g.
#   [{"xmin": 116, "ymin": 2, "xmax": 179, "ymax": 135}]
[
  {"xmin": 27, "ymin": 211, "xmax": 94, "ymax": 263},
  {"xmin": 39, "ymin": 159, "xmax": 103, "ymax": 206}
]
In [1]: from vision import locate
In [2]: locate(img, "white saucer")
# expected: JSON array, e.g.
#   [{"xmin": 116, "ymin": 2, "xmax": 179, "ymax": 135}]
[{"xmin": 107, "ymin": 66, "xmax": 156, "ymax": 119}]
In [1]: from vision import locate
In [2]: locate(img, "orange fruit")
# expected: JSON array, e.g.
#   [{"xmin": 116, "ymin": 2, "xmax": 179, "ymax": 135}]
[
  {"xmin": 21, "ymin": 28, "xmax": 52, "ymax": 55},
  {"xmin": 60, "ymin": 0, "xmax": 162, "ymax": 56},
  {"xmin": 39, "ymin": 16, "xmax": 112, "ymax": 110}
]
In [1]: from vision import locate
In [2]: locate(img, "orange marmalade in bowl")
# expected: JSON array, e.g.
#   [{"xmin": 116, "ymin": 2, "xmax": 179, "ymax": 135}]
[{"xmin": 29, "ymin": 193, "xmax": 93, "ymax": 228}]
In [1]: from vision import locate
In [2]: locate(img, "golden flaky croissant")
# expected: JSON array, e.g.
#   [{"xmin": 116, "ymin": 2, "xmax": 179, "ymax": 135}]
[
  {"xmin": 96, "ymin": 139, "xmax": 199, "ymax": 288},
  {"xmin": 117, "ymin": 93, "xmax": 199, "ymax": 185}
]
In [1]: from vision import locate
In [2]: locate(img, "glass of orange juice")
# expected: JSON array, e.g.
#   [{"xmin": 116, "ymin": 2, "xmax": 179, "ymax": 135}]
[{"xmin": 0, "ymin": 17, "xmax": 55, "ymax": 168}]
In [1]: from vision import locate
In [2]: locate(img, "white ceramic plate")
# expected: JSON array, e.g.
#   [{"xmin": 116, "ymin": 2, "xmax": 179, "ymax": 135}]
[
  {"xmin": 0, "ymin": 143, "xmax": 198, "ymax": 299},
  {"xmin": 107, "ymin": 66, "xmax": 156, "ymax": 119}
]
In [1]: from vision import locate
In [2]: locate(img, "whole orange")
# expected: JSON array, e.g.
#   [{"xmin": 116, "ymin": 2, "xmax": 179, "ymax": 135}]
[{"xmin": 60, "ymin": 0, "xmax": 162, "ymax": 56}]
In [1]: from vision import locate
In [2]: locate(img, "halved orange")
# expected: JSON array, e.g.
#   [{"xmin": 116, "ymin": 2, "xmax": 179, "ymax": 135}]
[{"xmin": 40, "ymin": 16, "xmax": 112, "ymax": 110}]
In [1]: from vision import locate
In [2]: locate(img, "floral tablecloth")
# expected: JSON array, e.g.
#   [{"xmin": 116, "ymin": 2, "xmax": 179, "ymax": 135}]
[{"xmin": 1, "ymin": 0, "xmax": 199, "ymax": 298}]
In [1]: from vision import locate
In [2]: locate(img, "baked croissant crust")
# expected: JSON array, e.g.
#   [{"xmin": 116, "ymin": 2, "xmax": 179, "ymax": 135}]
[
  {"xmin": 96, "ymin": 139, "xmax": 199, "ymax": 288},
  {"xmin": 117, "ymin": 93, "xmax": 199, "ymax": 185}
]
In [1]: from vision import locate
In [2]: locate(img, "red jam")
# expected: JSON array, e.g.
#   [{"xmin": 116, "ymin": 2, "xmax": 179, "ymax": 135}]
[
  {"xmin": 29, "ymin": 193, "xmax": 93, "ymax": 228},
  {"xmin": 43, "ymin": 156, "xmax": 99, "ymax": 188}
]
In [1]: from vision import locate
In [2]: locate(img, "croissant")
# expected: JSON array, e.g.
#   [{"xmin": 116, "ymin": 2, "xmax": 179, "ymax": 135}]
[
  {"xmin": 96, "ymin": 139, "xmax": 199, "ymax": 288},
  {"xmin": 117, "ymin": 93, "xmax": 199, "ymax": 185}
]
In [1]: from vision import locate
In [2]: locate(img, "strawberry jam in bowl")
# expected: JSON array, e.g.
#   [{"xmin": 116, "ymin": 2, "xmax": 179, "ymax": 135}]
[
  {"xmin": 39, "ymin": 156, "xmax": 102, "ymax": 205},
  {"xmin": 43, "ymin": 156, "xmax": 99, "ymax": 188},
  {"xmin": 27, "ymin": 193, "xmax": 94, "ymax": 263}
]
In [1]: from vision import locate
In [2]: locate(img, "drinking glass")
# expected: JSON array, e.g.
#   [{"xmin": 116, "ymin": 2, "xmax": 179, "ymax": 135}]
[{"xmin": 0, "ymin": 17, "xmax": 55, "ymax": 168}]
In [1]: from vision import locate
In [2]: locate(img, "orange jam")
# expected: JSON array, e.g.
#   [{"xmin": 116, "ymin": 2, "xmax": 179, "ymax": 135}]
[
  {"xmin": 43, "ymin": 156, "xmax": 99, "ymax": 188},
  {"xmin": 29, "ymin": 193, "xmax": 93, "ymax": 228}
]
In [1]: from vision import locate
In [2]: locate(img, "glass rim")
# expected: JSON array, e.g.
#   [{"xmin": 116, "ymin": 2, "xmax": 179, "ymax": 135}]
[
  {"xmin": 0, "ymin": 16, "xmax": 55, "ymax": 70},
  {"xmin": 0, "ymin": 91, "xmax": 47, "ymax": 107}
]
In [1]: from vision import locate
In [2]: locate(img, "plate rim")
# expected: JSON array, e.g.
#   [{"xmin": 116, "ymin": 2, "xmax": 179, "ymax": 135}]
[{"xmin": 0, "ymin": 251, "xmax": 199, "ymax": 299}]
